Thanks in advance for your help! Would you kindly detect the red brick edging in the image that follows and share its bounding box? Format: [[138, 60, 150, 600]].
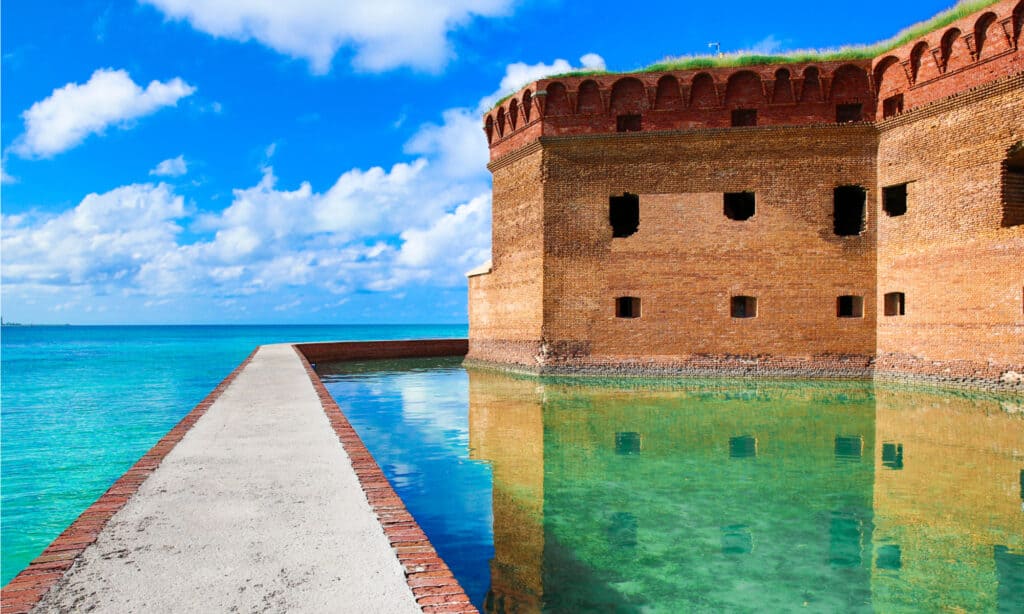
[[292, 345, 479, 614], [0, 349, 259, 614]]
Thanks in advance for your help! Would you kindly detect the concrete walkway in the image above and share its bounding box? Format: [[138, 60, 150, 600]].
[[33, 344, 420, 613]]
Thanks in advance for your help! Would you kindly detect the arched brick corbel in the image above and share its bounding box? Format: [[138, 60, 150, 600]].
[[999, 17, 1017, 49], [820, 76, 833, 98], [930, 47, 945, 73], [532, 90, 547, 118], [963, 32, 978, 60], [899, 60, 916, 85], [679, 83, 692, 109], [646, 85, 658, 110]]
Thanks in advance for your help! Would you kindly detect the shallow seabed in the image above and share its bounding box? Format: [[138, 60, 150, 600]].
[[320, 358, 1024, 613]]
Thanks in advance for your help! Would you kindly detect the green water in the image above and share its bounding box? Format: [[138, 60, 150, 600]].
[[323, 361, 1024, 613]]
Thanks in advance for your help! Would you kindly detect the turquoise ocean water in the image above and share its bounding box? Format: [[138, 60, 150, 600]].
[[0, 324, 465, 585]]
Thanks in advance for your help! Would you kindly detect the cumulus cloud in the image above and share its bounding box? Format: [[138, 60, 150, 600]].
[[150, 155, 188, 177], [1, 53, 594, 318], [1, 183, 186, 286], [1, 159, 14, 184], [479, 53, 606, 110], [12, 69, 195, 158], [397, 194, 490, 271], [404, 109, 488, 180], [142, 0, 514, 74]]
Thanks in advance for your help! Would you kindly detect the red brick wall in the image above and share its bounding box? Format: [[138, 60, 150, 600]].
[[467, 146, 546, 365], [296, 339, 468, 364], [875, 73, 1024, 382], [537, 125, 878, 374]]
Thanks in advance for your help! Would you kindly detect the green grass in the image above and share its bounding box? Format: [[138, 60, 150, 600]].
[[487, 0, 1003, 110], [646, 0, 1001, 73]]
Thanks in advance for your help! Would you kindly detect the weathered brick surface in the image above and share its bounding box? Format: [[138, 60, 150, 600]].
[[296, 339, 468, 364], [470, 0, 1024, 388], [876, 74, 1024, 383]]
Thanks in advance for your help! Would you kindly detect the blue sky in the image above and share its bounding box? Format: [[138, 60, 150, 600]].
[[1, 0, 965, 324]]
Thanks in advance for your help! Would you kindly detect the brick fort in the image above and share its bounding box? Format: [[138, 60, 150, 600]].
[[467, 0, 1024, 388]]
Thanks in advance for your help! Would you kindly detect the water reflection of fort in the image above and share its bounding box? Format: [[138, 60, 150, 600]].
[[467, 370, 1024, 612]]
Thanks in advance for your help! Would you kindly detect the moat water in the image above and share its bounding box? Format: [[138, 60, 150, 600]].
[[320, 358, 1024, 613], [0, 325, 467, 585]]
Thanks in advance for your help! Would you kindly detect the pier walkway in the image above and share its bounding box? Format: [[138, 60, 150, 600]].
[[28, 344, 421, 613]]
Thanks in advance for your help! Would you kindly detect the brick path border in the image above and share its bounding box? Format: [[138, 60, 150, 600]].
[[0, 348, 259, 614], [292, 345, 479, 614]]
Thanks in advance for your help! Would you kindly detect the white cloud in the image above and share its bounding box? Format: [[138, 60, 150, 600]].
[[480, 53, 606, 110], [1, 162, 15, 184], [747, 35, 783, 55], [1, 54, 591, 320], [12, 69, 196, 158], [150, 155, 188, 177], [142, 0, 515, 74], [397, 194, 490, 270], [1, 183, 186, 286], [404, 109, 487, 180]]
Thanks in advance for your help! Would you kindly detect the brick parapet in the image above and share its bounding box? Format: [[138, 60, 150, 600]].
[[485, 0, 1023, 159]]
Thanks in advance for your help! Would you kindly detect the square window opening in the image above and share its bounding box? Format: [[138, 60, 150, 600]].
[[610, 193, 639, 238], [731, 109, 757, 127], [883, 94, 904, 119], [837, 103, 863, 123], [883, 183, 908, 217], [724, 192, 756, 221], [731, 296, 758, 319], [834, 186, 866, 236], [616, 296, 641, 319], [837, 295, 864, 318], [617, 114, 642, 132], [615, 432, 641, 455], [884, 292, 905, 316]]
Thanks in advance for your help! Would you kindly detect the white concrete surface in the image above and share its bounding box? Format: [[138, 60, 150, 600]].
[[33, 344, 420, 613]]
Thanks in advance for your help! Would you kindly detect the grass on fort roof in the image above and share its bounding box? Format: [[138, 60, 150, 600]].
[[490, 0, 1000, 109]]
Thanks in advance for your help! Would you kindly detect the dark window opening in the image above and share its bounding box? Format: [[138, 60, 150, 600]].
[[837, 103, 863, 123], [729, 435, 757, 459], [724, 192, 756, 221], [610, 193, 639, 237], [731, 109, 757, 127], [616, 297, 641, 319], [834, 185, 866, 236], [731, 296, 757, 319], [617, 114, 642, 132], [883, 183, 908, 216], [615, 432, 641, 455], [883, 94, 904, 119], [876, 545, 902, 570], [837, 295, 864, 318], [835, 435, 863, 461], [882, 442, 904, 469], [994, 545, 1024, 612], [829, 511, 863, 567], [1002, 142, 1024, 227], [884, 292, 905, 316], [721, 525, 753, 555], [608, 512, 638, 548]]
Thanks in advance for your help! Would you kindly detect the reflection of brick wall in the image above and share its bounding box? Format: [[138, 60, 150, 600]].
[[469, 0, 1024, 386]]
